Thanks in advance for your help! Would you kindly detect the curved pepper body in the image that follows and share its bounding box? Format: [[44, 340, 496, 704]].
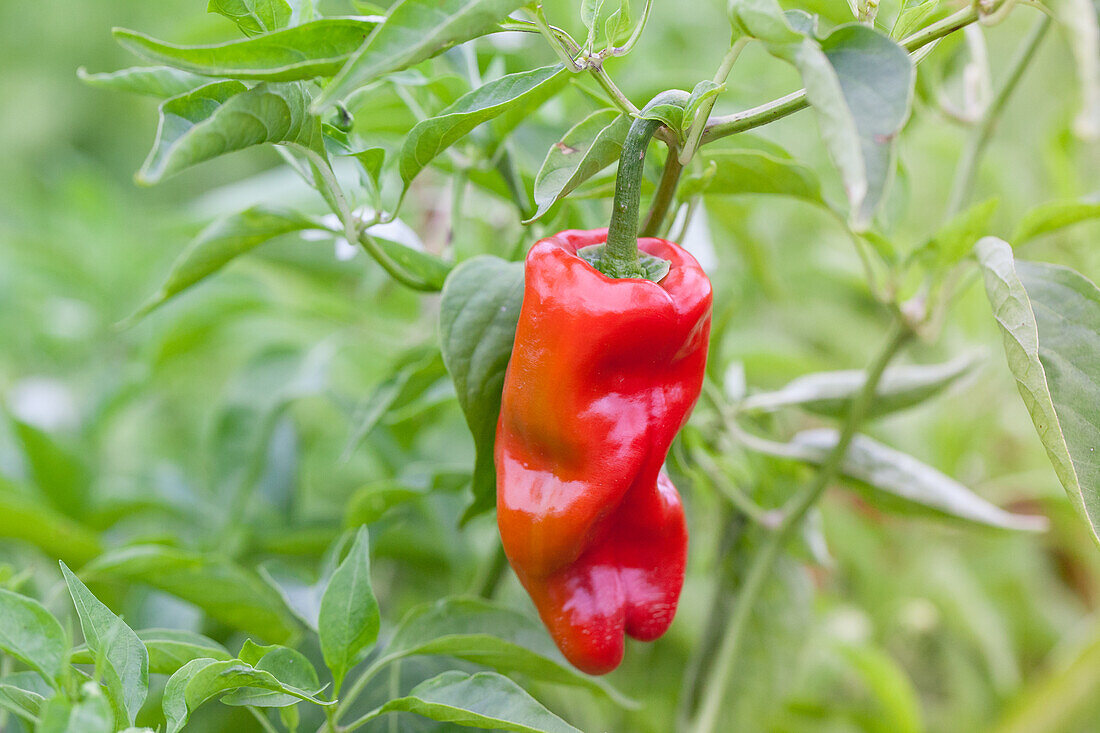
[[495, 229, 712, 675]]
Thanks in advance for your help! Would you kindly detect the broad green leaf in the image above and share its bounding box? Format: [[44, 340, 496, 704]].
[[729, 0, 804, 43], [344, 348, 446, 457], [9, 418, 89, 516], [132, 206, 327, 319], [439, 256, 524, 521], [784, 429, 1048, 531], [815, 25, 914, 229], [637, 97, 685, 134], [527, 109, 631, 222], [739, 353, 980, 417], [344, 482, 426, 526], [318, 528, 379, 693], [113, 19, 379, 81], [138, 81, 322, 184], [386, 598, 634, 705], [207, 0, 292, 35], [163, 659, 331, 733], [604, 0, 633, 46], [84, 545, 298, 642], [686, 150, 823, 203], [977, 237, 1100, 546], [0, 682, 45, 723], [0, 589, 67, 685], [369, 233, 453, 291], [1013, 199, 1100, 244], [912, 198, 998, 270], [221, 644, 320, 707], [73, 629, 233, 675], [315, 0, 528, 111], [0, 478, 102, 566], [60, 563, 149, 726], [77, 66, 210, 98], [581, 0, 606, 30], [376, 671, 582, 732], [400, 64, 566, 190], [683, 79, 723, 132]]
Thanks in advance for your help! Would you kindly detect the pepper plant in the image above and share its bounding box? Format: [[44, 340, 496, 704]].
[[1, 0, 1100, 730]]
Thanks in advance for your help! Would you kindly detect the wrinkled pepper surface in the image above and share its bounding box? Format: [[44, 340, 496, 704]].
[[495, 228, 712, 674]]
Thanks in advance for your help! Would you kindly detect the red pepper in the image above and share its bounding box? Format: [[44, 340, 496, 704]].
[[495, 228, 712, 674]]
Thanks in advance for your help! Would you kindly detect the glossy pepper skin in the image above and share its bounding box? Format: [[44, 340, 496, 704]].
[[495, 228, 712, 675]]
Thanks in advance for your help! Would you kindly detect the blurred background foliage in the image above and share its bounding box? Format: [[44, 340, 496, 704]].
[[1, 0, 1100, 731]]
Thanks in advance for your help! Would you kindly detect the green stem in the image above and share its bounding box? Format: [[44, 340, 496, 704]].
[[604, 91, 689, 277], [640, 147, 683, 237], [689, 318, 912, 733], [944, 13, 1050, 218], [699, 5, 992, 145], [248, 706, 281, 733], [332, 655, 397, 724]]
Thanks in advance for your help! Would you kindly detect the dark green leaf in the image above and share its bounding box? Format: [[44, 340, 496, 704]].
[[84, 545, 298, 642], [221, 644, 320, 707], [77, 66, 211, 98], [685, 149, 823, 203], [113, 19, 379, 81], [0, 589, 67, 685], [318, 528, 379, 693], [162, 659, 330, 733], [376, 671, 582, 732], [60, 563, 149, 726], [527, 109, 631, 222], [315, 0, 528, 111], [132, 206, 327, 319], [0, 478, 102, 566], [7, 418, 88, 517], [400, 64, 566, 191], [138, 81, 322, 184], [439, 256, 524, 521], [73, 630, 233, 675], [386, 598, 634, 705]]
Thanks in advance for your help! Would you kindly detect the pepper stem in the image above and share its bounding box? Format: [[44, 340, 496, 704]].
[[600, 90, 689, 279]]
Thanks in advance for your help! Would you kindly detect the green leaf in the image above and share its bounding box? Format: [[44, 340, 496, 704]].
[[581, 0, 606, 30], [0, 478, 102, 566], [207, 0, 293, 36], [439, 256, 524, 521], [221, 644, 321, 707], [73, 629, 233, 676], [604, 0, 633, 46], [7, 418, 88, 517], [891, 0, 939, 39], [683, 80, 723, 132], [138, 81, 322, 185], [113, 19, 379, 81], [782, 430, 1048, 532], [728, 0, 804, 43], [162, 659, 331, 733], [526, 109, 631, 222], [318, 527, 379, 693], [77, 66, 211, 98], [37, 683, 113, 733], [385, 598, 634, 705], [637, 96, 685, 133], [60, 563, 149, 726], [739, 353, 980, 418], [686, 149, 823, 203], [977, 237, 1100, 547], [315, 0, 528, 111], [1013, 199, 1100, 244], [912, 198, 999, 270], [376, 671, 582, 732], [0, 682, 45, 723], [84, 545, 298, 642], [815, 25, 914, 229], [399, 64, 566, 191], [0, 589, 67, 686], [132, 206, 327, 319], [576, 244, 671, 282]]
